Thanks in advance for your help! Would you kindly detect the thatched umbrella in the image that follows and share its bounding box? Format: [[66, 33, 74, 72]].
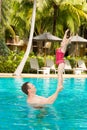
[[71, 35, 87, 43], [33, 32, 62, 42], [71, 34, 87, 56], [33, 32, 62, 66]]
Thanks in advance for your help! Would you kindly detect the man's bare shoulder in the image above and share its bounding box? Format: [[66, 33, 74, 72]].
[[27, 95, 47, 106]]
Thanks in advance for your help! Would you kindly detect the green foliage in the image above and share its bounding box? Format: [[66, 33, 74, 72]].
[[0, 51, 24, 73], [0, 38, 10, 56], [65, 55, 77, 68], [1, 0, 87, 42], [23, 59, 30, 73], [37, 56, 44, 67], [0, 51, 44, 73], [0, 50, 86, 73]]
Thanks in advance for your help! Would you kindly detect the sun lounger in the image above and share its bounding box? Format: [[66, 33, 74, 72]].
[[77, 60, 87, 73], [46, 59, 58, 74], [64, 60, 73, 74], [30, 58, 50, 74]]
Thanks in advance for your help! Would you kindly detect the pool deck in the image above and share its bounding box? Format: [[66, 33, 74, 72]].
[[0, 73, 87, 78]]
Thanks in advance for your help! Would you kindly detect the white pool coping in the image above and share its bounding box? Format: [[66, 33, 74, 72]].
[[0, 73, 87, 78]]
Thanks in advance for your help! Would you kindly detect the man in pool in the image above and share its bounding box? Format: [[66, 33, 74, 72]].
[[21, 82, 63, 108]]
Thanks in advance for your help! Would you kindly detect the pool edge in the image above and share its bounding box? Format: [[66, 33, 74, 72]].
[[0, 73, 87, 78]]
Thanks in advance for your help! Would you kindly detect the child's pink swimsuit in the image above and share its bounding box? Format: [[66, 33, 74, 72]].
[[56, 48, 65, 65]]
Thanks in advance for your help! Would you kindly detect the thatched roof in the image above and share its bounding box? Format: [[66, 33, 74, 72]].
[[71, 35, 87, 43], [33, 32, 62, 42]]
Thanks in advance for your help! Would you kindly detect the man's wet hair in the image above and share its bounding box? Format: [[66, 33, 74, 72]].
[[21, 82, 30, 95]]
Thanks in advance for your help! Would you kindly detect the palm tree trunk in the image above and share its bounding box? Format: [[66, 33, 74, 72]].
[[13, 0, 36, 76], [52, 3, 58, 35]]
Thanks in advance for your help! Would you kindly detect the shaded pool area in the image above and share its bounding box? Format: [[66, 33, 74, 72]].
[[0, 77, 87, 130]]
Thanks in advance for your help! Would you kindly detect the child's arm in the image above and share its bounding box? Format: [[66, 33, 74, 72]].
[[60, 29, 71, 53]]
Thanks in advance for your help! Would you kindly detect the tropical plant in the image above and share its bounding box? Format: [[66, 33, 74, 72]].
[[13, 0, 36, 76], [0, 37, 10, 56], [35, 0, 87, 36], [8, 0, 33, 39], [0, 0, 13, 55]]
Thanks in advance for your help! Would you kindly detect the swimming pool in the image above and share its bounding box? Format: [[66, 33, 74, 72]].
[[0, 77, 87, 130]]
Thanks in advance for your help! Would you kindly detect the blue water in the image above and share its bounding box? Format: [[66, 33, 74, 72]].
[[0, 77, 87, 130]]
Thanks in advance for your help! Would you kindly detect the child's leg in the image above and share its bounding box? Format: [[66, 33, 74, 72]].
[[58, 63, 65, 87]]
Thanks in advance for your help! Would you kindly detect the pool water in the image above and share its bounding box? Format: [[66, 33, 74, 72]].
[[0, 77, 87, 130]]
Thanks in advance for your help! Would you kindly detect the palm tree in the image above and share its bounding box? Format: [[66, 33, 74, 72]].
[[10, 0, 33, 39], [0, 0, 11, 56], [12, 0, 87, 75], [13, 0, 36, 76], [35, 0, 87, 36], [0, 0, 15, 37]]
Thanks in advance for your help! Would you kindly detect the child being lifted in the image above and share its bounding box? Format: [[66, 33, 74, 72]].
[[56, 29, 72, 89]]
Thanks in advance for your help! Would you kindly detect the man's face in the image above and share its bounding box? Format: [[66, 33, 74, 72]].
[[27, 83, 36, 94]]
